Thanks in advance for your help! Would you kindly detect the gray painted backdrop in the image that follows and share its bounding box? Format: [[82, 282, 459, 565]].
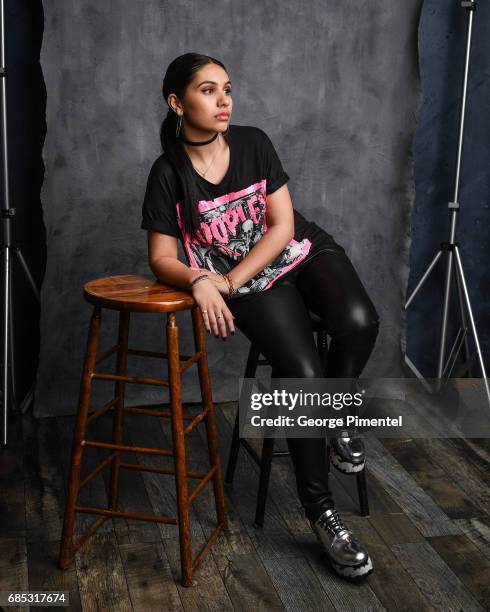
[[35, 0, 422, 417]]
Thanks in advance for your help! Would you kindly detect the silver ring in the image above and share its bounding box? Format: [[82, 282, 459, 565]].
[[217, 314, 223, 319], [201, 309, 208, 314]]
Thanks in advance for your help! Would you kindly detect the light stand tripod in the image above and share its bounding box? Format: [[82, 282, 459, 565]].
[[404, 0, 490, 408], [1, 0, 41, 446]]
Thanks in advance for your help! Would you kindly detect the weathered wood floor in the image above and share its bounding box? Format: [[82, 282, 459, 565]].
[[1, 402, 489, 612]]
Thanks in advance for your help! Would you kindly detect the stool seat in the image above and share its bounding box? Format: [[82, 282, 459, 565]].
[[83, 274, 196, 313]]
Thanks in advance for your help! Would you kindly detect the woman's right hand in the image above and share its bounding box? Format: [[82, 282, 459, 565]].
[[191, 279, 236, 339], [191, 269, 231, 297]]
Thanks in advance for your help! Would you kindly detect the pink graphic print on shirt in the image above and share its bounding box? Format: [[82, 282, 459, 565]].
[[176, 179, 311, 296]]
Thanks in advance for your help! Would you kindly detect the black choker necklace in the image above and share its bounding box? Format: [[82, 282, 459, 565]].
[[178, 132, 219, 146]]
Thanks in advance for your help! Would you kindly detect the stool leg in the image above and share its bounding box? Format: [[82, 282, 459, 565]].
[[109, 310, 130, 511], [191, 307, 228, 530], [357, 469, 370, 516], [225, 343, 260, 485], [255, 437, 275, 528], [167, 312, 193, 586], [225, 411, 240, 485], [59, 306, 102, 568]]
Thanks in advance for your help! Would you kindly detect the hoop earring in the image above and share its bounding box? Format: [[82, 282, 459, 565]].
[[175, 114, 182, 138]]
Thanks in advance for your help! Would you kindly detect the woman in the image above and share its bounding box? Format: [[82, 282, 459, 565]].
[[141, 53, 380, 580]]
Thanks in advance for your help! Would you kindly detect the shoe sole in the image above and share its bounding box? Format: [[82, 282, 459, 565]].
[[330, 554, 374, 580], [329, 447, 365, 474]]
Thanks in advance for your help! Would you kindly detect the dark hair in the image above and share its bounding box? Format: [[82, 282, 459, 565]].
[[160, 52, 228, 240]]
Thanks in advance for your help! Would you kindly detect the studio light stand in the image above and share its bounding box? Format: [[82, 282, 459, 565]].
[[404, 0, 490, 408], [1, 0, 41, 446]]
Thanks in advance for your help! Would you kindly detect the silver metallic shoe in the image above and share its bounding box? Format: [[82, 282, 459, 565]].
[[311, 508, 373, 579], [329, 430, 365, 474]]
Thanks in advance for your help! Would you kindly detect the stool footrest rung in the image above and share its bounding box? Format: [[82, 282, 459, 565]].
[[120, 461, 206, 480], [87, 397, 120, 425], [189, 466, 217, 505], [79, 452, 117, 489], [180, 351, 202, 374], [127, 347, 194, 360], [123, 405, 203, 420], [96, 346, 199, 364], [74, 505, 178, 525], [92, 372, 169, 387], [184, 408, 209, 435], [95, 343, 120, 366], [127, 348, 203, 374], [192, 522, 225, 572], [73, 516, 109, 554], [91, 352, 203, 388], [82, 439, 173, 456]]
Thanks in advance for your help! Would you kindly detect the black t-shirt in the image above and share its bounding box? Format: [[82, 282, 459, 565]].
[[141, 124, 334, 299]]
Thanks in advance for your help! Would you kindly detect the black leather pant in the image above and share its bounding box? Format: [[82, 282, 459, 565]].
[[227, 241, 380, 523]]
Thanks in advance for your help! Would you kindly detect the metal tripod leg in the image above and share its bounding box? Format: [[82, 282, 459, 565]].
[[404, 249, 443, 390], [453, 252, 473, 376], [7, 264, 16, 410], [441, 253, 471, 380], [436, 247, 454, 388], [405, 250, 443, 309], [16, 247, 41, 414], [15, 247, 41, 302], [1, 244, 42, 444], [1, 245, 11, 445], [453, 246, 490, 405]]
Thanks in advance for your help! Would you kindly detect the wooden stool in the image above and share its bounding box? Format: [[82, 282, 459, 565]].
[[225, 311, 369, 527], [58, 274, 227, 586]]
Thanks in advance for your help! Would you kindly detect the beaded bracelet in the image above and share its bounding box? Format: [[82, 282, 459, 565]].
[[222, 273, 237, 298], [218, 272, 231, 296], [189, 273, 209, 288]]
